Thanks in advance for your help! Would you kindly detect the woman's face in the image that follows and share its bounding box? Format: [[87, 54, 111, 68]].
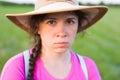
[[38, 12, 78, 53]]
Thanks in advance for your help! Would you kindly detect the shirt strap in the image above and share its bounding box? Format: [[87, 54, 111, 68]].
[[77, 54, 88, 80], [23, 50, 30, 79]]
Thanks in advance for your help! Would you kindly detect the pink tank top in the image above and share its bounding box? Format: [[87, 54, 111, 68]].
[[0, 50, 101, 80]]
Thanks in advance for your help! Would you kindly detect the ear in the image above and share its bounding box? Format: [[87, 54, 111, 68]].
[[37, 24, 41, 35], [37, 27, 41, 35]]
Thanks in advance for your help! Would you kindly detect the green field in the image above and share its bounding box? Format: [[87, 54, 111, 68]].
[[0, 2, 120, 80]]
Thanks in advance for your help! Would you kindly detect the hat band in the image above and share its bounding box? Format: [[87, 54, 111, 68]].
[[35, 0, 78, 10]]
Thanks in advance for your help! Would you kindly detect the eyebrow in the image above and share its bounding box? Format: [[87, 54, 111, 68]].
[[44, 17, 77, 20], [44, 17, 57, 20], [67, 17, 77, 20]]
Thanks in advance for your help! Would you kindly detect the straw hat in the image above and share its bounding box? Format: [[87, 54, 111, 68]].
[[6, 0, 108, 33]]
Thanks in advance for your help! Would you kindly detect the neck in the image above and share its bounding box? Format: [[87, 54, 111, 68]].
[[40, 49, 71, 78], [41, 49, 70, 64]]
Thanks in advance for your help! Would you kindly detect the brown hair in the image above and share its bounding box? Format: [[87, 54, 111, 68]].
[[27, 11, 87, 80], [27, 14, 46, 80]]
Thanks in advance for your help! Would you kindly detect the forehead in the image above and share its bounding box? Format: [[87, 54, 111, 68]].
[[45, 11, 78, 19]]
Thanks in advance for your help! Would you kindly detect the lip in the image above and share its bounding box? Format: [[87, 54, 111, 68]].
[[55, 42, 69, 47], [56, 42, 68, 44]]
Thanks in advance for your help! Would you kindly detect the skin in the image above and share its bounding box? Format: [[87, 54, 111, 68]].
[[38, 12, 78, 78]]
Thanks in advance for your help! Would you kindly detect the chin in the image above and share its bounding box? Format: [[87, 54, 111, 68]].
[[54, 48, 69, 53]]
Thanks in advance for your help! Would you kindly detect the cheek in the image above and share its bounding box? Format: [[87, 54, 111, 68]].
[[70, 31, 77, 40], [38, 26, 52, 39], [40, 30, 55, 45], [40, 34, 53, 47], [40, 32, 53, 41], [68, 26, 78, 41], [69, 25, 78, 35]]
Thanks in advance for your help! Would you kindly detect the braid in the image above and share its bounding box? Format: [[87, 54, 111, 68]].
[[27, 14, 46, 80], [27, 36, 41, 80]]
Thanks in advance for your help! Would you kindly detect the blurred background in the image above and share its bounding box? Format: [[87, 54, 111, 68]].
[[0, 0, 120, 80]]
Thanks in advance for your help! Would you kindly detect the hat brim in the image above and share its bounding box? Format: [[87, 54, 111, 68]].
[[6, 2, 108, 33]]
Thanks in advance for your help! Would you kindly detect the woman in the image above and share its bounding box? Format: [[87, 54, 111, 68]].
[[0, 0, 108, 80]]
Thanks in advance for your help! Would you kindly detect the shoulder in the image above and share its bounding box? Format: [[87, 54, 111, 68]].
[[83, 56, 97, 67], [70, 51, 101, 80], [0, 51, 25, 80], [83, 56, 101, 80], [83, 56, 99, 71], [4, 52, 24, 68], [2, 52, 24, 70], [75, 54, 99, 71], [70, 51, 97, 67]]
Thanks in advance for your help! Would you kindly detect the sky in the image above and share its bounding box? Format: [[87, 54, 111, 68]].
[[4, 0, 120, 4], [79, 0, 120, 4]]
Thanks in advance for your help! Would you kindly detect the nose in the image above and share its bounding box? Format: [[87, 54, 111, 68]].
[[56, 24, 67, 37]]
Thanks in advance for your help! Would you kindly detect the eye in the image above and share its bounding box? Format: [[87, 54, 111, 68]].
[[66, 18, 75, 24], [47, 19, 56, 25]]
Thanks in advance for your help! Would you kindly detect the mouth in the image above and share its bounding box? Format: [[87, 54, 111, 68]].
[[55, 42, 69, 47]]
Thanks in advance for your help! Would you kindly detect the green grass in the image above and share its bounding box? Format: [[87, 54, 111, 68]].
[[72, 6, 120, 79], [0, 2, 120, 80], [0, 1, 33, 72]]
